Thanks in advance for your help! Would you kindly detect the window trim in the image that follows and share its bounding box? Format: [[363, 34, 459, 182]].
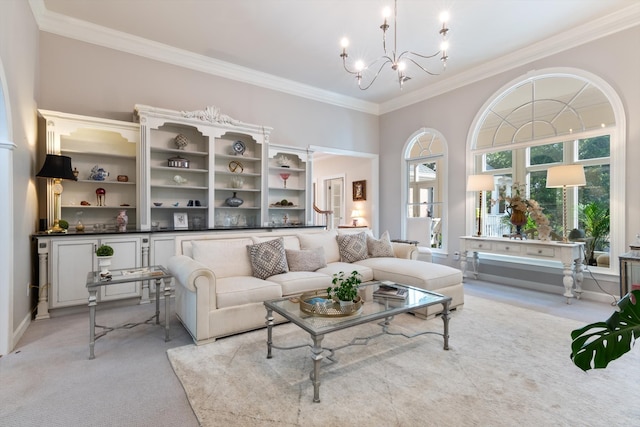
[[466, 68, 625, 275], [401, 127, 449, 253]]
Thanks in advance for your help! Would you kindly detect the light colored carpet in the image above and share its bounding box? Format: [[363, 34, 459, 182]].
[[167, 295, 640, 427]]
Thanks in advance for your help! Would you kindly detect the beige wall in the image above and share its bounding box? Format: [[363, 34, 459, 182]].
[[38, 34, 379, 154], [0, 0, 40, 354]]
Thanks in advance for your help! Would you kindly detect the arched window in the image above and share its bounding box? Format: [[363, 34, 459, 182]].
[[467, 68, 625, 273], [402, 128, 448, 253]]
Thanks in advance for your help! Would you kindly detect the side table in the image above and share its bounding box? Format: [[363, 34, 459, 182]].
[[86, 265, 173, 359]]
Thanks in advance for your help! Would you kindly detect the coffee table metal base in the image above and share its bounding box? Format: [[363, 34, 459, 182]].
[[266, 303, 450, 403]]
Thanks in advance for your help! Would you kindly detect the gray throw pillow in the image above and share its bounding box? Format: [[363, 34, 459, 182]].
[[336, 231, 368, 263], [367, 230, 395, 258], [285, 247, 327, 271], [247, 237, 288, 279]]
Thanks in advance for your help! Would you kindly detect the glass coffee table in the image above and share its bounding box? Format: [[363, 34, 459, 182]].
[[264, 281, 451, 402]]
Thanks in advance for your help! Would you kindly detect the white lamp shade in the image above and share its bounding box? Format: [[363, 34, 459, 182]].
[[466, 174, 494, 191], [351, 209, 361, 218], [546, 165, 586, 188]]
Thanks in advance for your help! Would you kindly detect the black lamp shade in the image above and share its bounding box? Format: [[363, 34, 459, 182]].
[[36, 154, 77, 181]]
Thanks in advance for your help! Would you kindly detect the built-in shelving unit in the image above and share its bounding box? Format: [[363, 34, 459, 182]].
[[266, 146, 310, 226], [135, 104, 271, 230], [38, 110, 140, 231]]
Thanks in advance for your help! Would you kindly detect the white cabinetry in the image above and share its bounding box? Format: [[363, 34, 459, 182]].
[[43, 235, 144, 310], [38, 110, 140, 231]]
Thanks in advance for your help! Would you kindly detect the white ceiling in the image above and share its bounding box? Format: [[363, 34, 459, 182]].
[[33, 0, 640, 114]]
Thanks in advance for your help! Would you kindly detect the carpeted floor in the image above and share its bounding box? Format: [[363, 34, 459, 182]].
[[167, 294, 640, 427]]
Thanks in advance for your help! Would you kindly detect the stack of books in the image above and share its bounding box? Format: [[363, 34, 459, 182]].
[[373, 283, 408, 300]]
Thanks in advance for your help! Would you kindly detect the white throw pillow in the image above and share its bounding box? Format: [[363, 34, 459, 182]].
[[367, 230, 395, 258], [285, 247, 327, 272]]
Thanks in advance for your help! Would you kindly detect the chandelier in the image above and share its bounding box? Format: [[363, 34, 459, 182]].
[[339, 0, 450, 90]]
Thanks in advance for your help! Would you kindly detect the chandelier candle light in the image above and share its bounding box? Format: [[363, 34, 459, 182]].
[[467, 174, 494, 237], [340, 0, 450, 90], [546, 164, 586, 243]]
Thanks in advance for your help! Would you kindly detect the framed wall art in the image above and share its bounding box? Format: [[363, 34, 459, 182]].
[[173, 212, 189, 230], [352, 180, 366, 201]]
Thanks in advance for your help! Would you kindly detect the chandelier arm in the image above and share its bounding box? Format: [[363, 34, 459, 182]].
[[357, 61, 391, 91], [342, 59, 360, 76], [405, 50, 441, 60], [405, 57, 441, 76]]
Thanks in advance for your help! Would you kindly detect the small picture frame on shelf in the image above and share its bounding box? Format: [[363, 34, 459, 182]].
[[173, 212, 189, 230], [353, 180, 366, 201]]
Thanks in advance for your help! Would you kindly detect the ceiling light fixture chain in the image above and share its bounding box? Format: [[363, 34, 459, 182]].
[[340, 0, 450, 90]]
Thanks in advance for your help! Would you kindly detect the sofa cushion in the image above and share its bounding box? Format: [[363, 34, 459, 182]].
[[337, 231, 369, 263], [267, 271, 332, 296], [247, 238, 289, 280], [216, 276, 282, 309], [297, 230, 340, 263], [251, 235, 301, 251], [285, 247, 327, 272], [354, 257, 462, 291], [367, 230, 395, 258], [316, 262, 374, 282], [192, 238, 254, 278]]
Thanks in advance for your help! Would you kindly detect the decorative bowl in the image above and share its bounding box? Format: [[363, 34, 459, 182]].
[[153, 202, 163, 207]]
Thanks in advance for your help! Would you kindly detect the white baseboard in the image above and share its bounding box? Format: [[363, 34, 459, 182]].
[[12, 311, 31, 351]]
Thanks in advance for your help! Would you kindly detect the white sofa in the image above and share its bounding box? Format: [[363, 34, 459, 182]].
[[168, 228, 464, 345]]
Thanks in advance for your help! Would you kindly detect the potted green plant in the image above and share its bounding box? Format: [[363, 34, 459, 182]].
[[578, 201, 610, 266], [327, 271, 362, 305], [571, 290, 640, 371], [95, 244, 114, 276]]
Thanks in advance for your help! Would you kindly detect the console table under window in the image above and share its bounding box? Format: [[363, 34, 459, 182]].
[[459, 236, 585, 303]]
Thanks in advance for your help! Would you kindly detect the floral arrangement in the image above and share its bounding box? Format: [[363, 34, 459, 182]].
[[502, 182, 551, 240]]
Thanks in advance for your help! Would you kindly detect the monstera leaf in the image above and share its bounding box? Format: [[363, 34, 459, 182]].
[[571, 290, 640, 371]]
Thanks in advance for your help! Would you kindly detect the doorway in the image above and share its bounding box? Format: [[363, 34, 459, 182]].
[[324, 176, 344, 229]]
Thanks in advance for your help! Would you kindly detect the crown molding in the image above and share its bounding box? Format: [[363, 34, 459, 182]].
[[28, 0, 379, 115], [379, 3, 640, 114], [29, 0, 640, 117]]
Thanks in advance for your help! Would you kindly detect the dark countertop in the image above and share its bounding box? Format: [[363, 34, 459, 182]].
[[33, 225, 325, 238]]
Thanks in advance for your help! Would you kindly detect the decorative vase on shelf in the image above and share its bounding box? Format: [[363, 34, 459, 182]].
[[510, 210, 527, 237], [117, 209, 128, 232], [225, 192, 244, 207]]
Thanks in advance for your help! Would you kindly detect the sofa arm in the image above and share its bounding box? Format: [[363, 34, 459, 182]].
[[391, 243, 418, 260], [167, 255, 216, 293]]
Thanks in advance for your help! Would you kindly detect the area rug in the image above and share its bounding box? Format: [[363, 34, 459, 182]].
[[167, 295, 640, 426]]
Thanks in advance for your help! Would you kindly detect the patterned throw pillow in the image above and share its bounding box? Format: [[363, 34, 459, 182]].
[[336, 232, 368, 263], [285, 247, 327, 271], [367, 230, 395, 258], [247, 237, 289, 280]]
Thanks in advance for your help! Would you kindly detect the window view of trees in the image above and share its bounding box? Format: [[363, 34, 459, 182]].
[[481, 135, 610, 256]]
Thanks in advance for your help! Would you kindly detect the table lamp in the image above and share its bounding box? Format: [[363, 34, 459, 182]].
[[546, 164, 586, 243], [36, 154, 77, 233], [351, 209, 362, 226], [467, 174, 494, 237]]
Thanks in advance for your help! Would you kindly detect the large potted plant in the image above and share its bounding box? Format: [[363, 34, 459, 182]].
[[578, 201, 610, 266], [327, 271, 362, 306], [96, 244, 114, 276], [570, 290, 640, 370]]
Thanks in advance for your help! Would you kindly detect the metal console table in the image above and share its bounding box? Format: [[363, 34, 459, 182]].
[[86, 265, 172, 359]]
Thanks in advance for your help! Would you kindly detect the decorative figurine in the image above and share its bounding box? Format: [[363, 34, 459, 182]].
[[174, 133, 189, 150], [96, 188, 106, 206]]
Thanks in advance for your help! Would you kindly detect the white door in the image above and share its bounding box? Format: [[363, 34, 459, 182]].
[[325, 177, 344, 229]]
